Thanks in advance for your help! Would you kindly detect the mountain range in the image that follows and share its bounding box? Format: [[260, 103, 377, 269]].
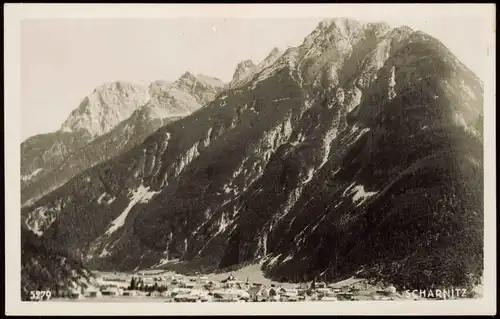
[[21, 73, 225, 207], [21, 18, 484, 292]]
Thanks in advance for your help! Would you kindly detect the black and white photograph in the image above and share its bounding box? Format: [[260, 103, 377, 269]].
[[4, 3, 496, 316]]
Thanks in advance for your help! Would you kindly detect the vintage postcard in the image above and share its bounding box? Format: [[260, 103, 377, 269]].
[[4, 3, 496, 316]]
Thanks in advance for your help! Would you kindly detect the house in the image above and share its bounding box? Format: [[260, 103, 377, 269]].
[[295, 284, 309, 294], [200, 294, 212, 302], [212, 289, 240, 302], [278, 288, 299, 301], [261, 287, 283, 302], [184, 295, 200, 303], [314, 287, 332, 298], [170, 287, 180, 296], [308, 292, 320, 301], [205, 280, 221, 289], [179, 281, 195, 288], [171, 274, 184, 283], [384, 285, 397, 294], [316, 281, 327, 289], [242, 282, 251, 290], [277, 287, 287, 295], [174, 294, 191, 302], [248, 286, 266, 302], [171, 287, 192, 296], [284, 288, 299, 296], [189, 289, 204, 297], [337, 292, 355, 300], [220, 275, 237, 283], [68, 288, 83, 300], [340, 285, 351, 292], [101, 287, 122, 296], [326, 285, 342, 293], [222, 280, 241, 289], [145, 283, 156, 289], [235, 289, 250, 300], [86, 289, 102, 298]]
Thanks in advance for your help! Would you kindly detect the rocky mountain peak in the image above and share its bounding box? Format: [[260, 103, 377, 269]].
[[174, 71, 225, 91], [362, 21, 392, 36], [177, 70, 197, 82], [304, 18, 363, 45], [230, 60, 258, 87], [59, 81, 150, 138], [261, 47, 283, 66], [267, 47, 281, 58]]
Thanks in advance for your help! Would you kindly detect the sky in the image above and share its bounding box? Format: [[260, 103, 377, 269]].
[[19, 4, 494, 141]]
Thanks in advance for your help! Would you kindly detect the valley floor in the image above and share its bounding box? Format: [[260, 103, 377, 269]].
[[44, 263, 483, 303]]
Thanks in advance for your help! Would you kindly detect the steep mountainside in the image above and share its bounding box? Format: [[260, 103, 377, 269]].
[[21, 131, 92, 187], [23, 18, 484, 290], [21, 227, 95, 300], [21, 75, 225, 206], [21, 82, 150, 191]]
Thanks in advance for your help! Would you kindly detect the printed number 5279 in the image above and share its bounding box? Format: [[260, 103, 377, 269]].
[[30, 290, 51, 301]]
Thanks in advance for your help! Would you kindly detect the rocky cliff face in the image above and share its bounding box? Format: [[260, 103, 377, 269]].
[[230, 60, 257, 87], [229, 48, 284, 89], [21, 81, 150, 194], [22, 18, 483, 290], [21, 75, 225, 206], [21, 131, 92, 189], [59, 81, 151, 138]]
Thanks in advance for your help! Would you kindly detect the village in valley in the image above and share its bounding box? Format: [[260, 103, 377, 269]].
[[53, 267, 425, 303]]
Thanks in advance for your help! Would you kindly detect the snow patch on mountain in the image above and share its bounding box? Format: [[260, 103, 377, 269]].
[[276, 187, 303, 224], [346, 86, 363, 113], [282, 254, 293, 264], [21, 168, 43, 182], [350, 185, 378, 206], [256, 228, 270, 258], [155, 257, 180, 268], [28, 220, 43, 236], [341, 182, 378, 206], [218, 213, 230, 234], [268, 254, 283, 267], [99, 248, 111, 258], [388, 65, 397, 100], [25, 205, 58, 236], [97, 193, 106, 204], [174, 142, 200, 177], [104, 185, 159, 235], [320, 128, 339, 168]]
